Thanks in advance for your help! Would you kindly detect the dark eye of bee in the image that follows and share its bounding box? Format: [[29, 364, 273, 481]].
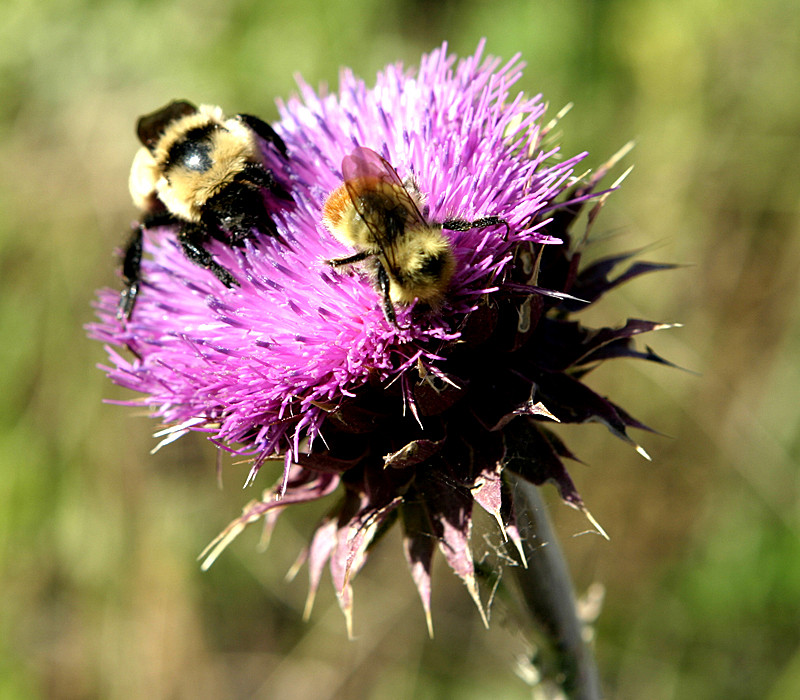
[[167, 125, 217, 172]]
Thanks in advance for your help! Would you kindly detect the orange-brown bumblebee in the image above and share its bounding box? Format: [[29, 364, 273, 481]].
[[118, 100, 292, 319], [322, 147, 508, 326]]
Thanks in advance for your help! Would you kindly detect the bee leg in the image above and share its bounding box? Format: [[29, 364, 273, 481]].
[[177, 223, 238, 288], [237, 114, 289, 158], [376, 261, 398, 328], [117, 211, 179, 320], [325, 250, 372, 267], [117, 224, 144, 320], [442, 216, 510, 239]]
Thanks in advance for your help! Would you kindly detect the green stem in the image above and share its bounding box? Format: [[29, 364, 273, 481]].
[[509, 473, 603, 700]]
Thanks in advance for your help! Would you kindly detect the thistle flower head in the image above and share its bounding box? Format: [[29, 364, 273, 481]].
[[89, 41, 676, 635]]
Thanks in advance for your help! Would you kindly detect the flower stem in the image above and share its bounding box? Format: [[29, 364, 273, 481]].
[[508, 473, 603, 700]]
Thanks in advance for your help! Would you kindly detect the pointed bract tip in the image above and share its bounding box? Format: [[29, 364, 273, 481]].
[[344, 604, 355, 640], [303, 588, 317, 622], [465, 574, 490, 629], [424, 607, 434, 639], [582, 507, 610, 541], [198, 520, 248, 571], [284, 549, 305, 583]]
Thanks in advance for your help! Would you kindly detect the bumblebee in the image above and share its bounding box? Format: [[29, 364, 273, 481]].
[[118, 100, 292, 319], [322, 147, 508, 326]]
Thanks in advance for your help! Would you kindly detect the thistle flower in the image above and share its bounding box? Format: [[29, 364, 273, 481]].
[[89, 41, 676, 636]]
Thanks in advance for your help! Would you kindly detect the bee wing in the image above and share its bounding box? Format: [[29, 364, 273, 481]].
[[137, 100, 197, 150], [341, 147, 426, 275]]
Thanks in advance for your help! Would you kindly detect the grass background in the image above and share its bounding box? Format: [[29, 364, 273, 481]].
[[1, 0, 799, 698]]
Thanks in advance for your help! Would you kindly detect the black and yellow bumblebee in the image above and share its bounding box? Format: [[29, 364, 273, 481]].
[[322, 147, 508, 326], [118, 100, 292, 319]]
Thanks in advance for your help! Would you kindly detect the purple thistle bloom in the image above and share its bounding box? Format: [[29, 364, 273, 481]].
[[89, 40, 676, 635]]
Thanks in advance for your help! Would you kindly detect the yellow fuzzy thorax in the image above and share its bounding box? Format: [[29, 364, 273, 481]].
[[142, 105, 259, 222]]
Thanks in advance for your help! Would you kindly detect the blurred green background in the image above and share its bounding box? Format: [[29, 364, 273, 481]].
[[1, 0, 799, 698]]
